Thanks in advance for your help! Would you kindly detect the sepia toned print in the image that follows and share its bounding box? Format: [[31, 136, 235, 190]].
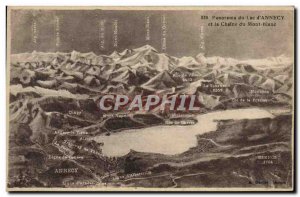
[[7, 6, 294, 191]]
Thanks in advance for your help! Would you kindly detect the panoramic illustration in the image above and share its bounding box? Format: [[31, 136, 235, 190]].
[[7, 7, 294, 191]]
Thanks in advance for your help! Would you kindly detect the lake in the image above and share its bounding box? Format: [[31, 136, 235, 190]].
[[93, 108, 274, 157]]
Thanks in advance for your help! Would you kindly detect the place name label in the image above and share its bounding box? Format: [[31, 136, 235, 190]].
[[249, 89, 270, 94], [165, 119, 196, 125], [68, 110, 82, 115], [48, 155, 84, 160], [112, 171, 152, 180], [103, 113, 128, 118], [54, 130, 88, 136], [232, 97, 276, 103], [256, 154, 281, 165], [62, 140, 103, 157], [54, 168, 78, 174], [64, 180, 97, 186], [169, 113, 194, 118]]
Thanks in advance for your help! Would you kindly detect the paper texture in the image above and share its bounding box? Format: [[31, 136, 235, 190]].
[[7, 6, 294, 191]]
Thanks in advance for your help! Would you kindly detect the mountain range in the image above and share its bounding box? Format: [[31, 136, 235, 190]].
[[10, 45, 293, 109]]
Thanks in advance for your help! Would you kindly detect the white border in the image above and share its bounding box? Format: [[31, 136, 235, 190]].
[[2, 0, 299, 196]]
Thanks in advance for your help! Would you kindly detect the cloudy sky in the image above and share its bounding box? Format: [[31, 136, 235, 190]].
[[9, 8, 294, 59]]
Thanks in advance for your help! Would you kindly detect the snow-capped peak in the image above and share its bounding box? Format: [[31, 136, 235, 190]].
[[134, 44, 157, 53]]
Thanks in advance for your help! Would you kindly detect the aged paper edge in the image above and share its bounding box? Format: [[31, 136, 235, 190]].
[[6, 6, 295, 192], [6, 6, 295, 11]]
